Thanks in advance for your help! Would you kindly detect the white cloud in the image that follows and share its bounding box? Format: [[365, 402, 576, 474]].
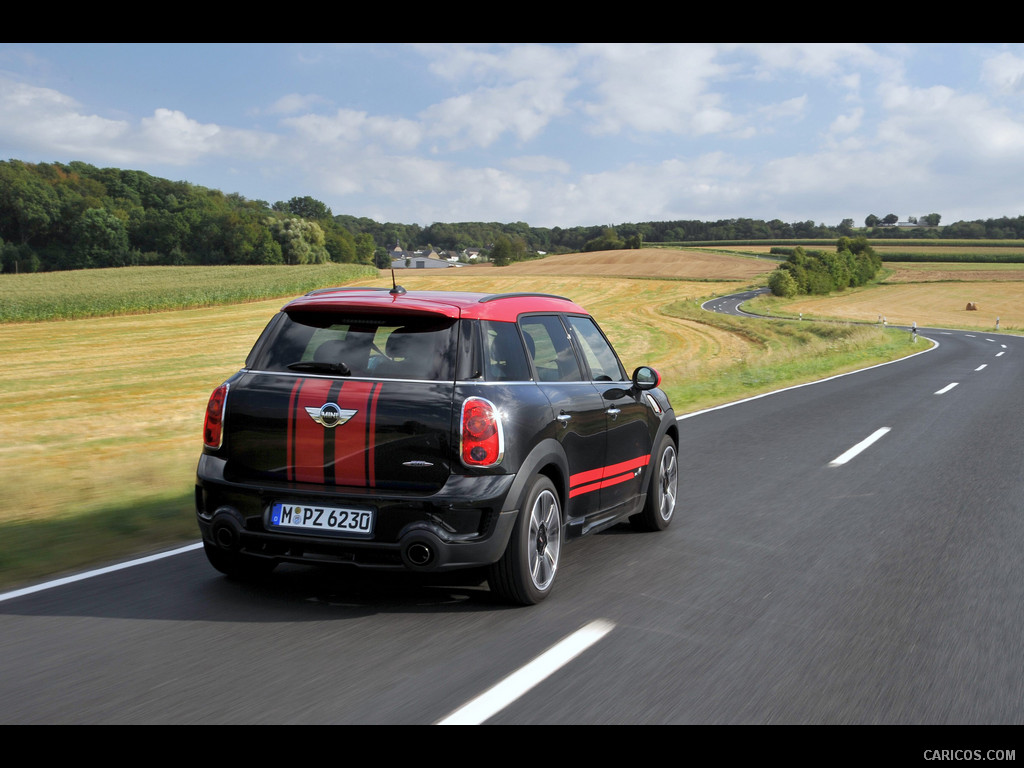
[[504, 155, 571, 175], [981, 51, 1024, 95], [830, 107, 863, 135], [421, 78, 574, 149], [0, 76, 129, 157], [414, 44, 578, 150], [0, 76, 278, 167], [282, 108, 422, 150], [579, 43, 741, 137]]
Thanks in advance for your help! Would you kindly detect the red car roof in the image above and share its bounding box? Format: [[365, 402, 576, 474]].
[[283, 289, 589, 323]]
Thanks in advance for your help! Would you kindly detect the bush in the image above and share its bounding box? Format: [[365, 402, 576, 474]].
[[768, 269, 798, 297]]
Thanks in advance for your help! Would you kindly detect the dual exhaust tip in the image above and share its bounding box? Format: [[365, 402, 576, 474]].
[[211, 508, 442, 570]]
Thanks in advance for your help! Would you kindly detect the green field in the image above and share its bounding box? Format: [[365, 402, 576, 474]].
[[0, 263, 378, 322]]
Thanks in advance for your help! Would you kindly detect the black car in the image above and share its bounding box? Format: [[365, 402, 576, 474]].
[[196, 287, 678, 604]]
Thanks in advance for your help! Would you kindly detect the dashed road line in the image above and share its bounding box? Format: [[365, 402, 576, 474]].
[[437, 619, 615, 725], [829, 428, 891, 467]]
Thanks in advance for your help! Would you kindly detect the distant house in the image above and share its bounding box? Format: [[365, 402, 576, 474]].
[[389, 241, 457, 269]]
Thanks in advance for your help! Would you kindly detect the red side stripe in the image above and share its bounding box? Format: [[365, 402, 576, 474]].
[[568, 453, 650, 498]]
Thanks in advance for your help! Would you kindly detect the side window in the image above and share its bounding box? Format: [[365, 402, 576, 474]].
[[566, 315, 625, 382], [519, 315, 583, 382], [483, 321, 531, 381]]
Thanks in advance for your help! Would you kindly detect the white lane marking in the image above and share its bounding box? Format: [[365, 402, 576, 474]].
[[996, 351, 1006, 357], [0, 542, 204, 603], [437, 619, 615, 725], [975, 364, 988, 371], [935, 382, 959, 395], [986, 339, 995, 342], [828, 428, 891, 467], [1001, 344, 1007, 348], [966, 334, 976, 338]]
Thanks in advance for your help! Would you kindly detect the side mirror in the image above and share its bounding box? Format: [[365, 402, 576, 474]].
[[632, 366, 661, 391]]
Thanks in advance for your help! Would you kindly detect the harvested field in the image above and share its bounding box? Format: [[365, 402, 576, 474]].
[[350, 271, 755, 379], [882, 262, 1024, 283], [878, 245, 1024, 256], [464, 248, 773, 281], [773, 282, 1021, 331], [2, 271, 760, 526], [0, 300, 284, 522]]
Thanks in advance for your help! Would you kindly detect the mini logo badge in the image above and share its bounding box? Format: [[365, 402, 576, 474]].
[[305, 403, 357, 428]]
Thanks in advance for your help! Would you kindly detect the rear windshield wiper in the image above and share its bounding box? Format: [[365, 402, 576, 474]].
[[287, 361, 351, 376]]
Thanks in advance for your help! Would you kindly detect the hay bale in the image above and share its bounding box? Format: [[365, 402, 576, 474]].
[[966, 302, 978, 311]]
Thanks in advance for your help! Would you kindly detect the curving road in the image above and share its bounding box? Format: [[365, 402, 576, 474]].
[[1, 298, 1022, 725]]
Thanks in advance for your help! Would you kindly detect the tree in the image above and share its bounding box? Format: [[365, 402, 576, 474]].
[[582, 227, 624, 252], [66, 208, 129, 268], [922, 213, 941, 226], [768, 268, 798, 298], [277, 196, 332, 221], [267, 217, 330, 264], [882, 213, 898, 225], [355, 233, 376, 265], [864, 214, 879, 227], [491, 235, 513, 266]]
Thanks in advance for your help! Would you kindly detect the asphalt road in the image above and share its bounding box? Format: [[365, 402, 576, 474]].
[[2, 304, 1022, 725]]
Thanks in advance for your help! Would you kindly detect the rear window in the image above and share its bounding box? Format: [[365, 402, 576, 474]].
[[251, 311, 458, 381]]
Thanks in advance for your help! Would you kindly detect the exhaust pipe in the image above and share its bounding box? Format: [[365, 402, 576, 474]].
[[210, 508, 244, 551], [406, 542, 434, 567]]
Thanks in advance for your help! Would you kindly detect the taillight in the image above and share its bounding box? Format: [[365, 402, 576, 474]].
[[203, 383, 229, 449], [461, 397, 504, 467]]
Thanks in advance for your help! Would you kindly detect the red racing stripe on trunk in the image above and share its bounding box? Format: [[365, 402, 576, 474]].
[[288, 377, 334, 484], [329, 380, 382, 488]]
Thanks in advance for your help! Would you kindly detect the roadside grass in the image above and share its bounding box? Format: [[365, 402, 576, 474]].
[[0, 493, 196, 588], [0, 254, 958, 591], [655, 299, 923, 412]]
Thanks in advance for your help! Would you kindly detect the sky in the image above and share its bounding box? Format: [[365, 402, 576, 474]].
[[2, 43, 1024, 229]]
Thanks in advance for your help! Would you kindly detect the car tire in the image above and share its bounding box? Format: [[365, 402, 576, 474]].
[[630, 435, 677, 532], [203, 542, 276, 579], [488, 475, 562, 605]]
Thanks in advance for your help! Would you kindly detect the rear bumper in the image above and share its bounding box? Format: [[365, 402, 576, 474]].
[[195, 454, 518, 572]]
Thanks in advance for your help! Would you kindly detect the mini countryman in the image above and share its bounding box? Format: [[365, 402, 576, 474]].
[[196, 286, 678, 604]]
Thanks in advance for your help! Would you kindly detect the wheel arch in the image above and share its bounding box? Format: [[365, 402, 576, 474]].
[[501, 438, 569, 516]]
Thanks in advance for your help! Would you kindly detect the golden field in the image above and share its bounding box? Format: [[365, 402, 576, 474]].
[[772, 263, 1024, 331], [5, 251, 1018, 528], [1, 246, 1018, 589], [1, 264, 765, 527], [474, 248, 774, 280]]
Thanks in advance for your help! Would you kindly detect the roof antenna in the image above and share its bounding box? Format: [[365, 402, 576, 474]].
[[389, 268, 406, 295]]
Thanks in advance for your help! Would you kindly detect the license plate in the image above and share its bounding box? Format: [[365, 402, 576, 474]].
[[269, 502, 375, 537]]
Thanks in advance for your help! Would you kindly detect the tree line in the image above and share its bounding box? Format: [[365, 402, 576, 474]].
[[3, 158, 1024, 274], [0, 160, 384, 273]]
